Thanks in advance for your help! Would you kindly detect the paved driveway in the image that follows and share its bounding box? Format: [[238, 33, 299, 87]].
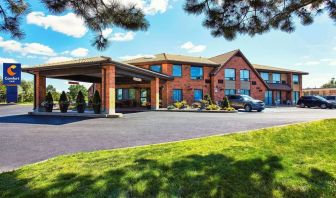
[[0, 104, 335, 172]]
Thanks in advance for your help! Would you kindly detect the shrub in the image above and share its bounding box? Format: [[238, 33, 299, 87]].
[[174, 100, 188, 109], [167, 105, 176, 110], [59, 91, 69, 113], [206, 104, 220, 110], [43, 92, 54, 112], [191, 102, 201, 109], [200, 100, 209, 109], [76, 91, 86, 113], [204, 94, 213, 105], [92, 90, 101, 114], [223, 107, 236, 111], [221, 96, 231, 109]]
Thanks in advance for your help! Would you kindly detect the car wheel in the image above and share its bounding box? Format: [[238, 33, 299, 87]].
[[257, 109, 263, 112], [244, 105, 252, 112], [300, 103, 305, 108], [321, 104, 327, 109]]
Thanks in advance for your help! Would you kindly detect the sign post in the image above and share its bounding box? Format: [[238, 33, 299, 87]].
[[3, 63, 21, 103]]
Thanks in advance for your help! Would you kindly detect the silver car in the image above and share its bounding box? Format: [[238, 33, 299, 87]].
[[227, 95, 265, 112]]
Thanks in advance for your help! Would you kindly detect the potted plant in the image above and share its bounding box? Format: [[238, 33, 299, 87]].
[[59, 91, 70, 113], [43, 92, 54, 112], [92, 90, 101, 114], [76, 91, 86, 113]]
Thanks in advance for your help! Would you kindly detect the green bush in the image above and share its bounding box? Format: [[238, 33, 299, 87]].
[[59, 91, 69, 105], [174, 100, 188, 109], [206, 104, 220, 110], [45, 92, 53, 104], [223, 107, 236, 111], [200, 100, 209, 109], [92, 90, 101, 114], [221, 96, 231, 109], [76, 91, 86, 113]]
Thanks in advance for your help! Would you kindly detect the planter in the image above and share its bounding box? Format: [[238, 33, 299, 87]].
[[93, 104, 101, 114], [59, 103, 69, 113], [76, 104, 85, 113], [45, 103, 53, 112]]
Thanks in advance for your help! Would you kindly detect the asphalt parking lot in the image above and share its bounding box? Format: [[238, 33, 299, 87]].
[[0, 104, 335, 172]]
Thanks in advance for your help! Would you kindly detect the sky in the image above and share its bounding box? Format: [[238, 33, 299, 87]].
[[0, 0, 335, 91]]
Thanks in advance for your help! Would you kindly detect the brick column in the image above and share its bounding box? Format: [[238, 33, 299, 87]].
[[34, 71, 46, 111], [210, 75, 215, 101], [102, 65, 116, 114], [150, 77, 159, 110]]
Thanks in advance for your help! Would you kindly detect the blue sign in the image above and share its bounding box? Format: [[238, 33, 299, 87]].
[[3, 63, 21, 85], [6, 86, 18, 103]]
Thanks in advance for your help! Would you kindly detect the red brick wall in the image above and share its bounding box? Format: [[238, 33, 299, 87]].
[[212, 56, 267, 101]]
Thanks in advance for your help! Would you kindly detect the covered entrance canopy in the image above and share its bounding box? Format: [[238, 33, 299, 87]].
[[23, 56, 173, 116]]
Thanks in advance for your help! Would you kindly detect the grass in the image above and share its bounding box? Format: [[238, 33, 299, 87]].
[[1, 119, 336, 198]]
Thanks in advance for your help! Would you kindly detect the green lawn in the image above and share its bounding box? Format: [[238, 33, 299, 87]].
[[1, 120, 336, 198]]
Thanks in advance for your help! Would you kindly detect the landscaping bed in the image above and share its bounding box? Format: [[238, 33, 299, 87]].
[[1, 119, 336, 197]]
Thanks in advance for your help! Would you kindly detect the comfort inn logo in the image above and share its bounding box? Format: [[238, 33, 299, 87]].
[[3, 63, 21, 85]]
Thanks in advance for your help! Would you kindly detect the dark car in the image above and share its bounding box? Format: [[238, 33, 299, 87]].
[[227, 95, 265, 112], [297, 96, 335, 109], [323, 95, 336, 103]]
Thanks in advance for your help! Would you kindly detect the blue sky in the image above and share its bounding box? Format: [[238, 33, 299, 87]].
[[0, 0, 335, 91]]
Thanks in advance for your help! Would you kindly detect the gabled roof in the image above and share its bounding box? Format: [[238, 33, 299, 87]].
[[253, 64, 309, 75], [209, 49, 270, 89], [124, 53, 219, 66]]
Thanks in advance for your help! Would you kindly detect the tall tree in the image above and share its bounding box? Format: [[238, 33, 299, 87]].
[[46, 84, 60, 101], [321, 78, 336, 88], [0, 0, 149, 50], [184, 0, 336, 40], [68, 84, 88, 101], [18, 79, 34, 102]]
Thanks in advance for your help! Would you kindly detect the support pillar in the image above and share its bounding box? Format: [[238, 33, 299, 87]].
[[102, 65, 116, 114], [34, 71, 46, 111], [150, 77, 159, 110]]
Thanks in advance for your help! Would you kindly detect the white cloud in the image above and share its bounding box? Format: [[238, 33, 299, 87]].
[[27, 12, 87, 38], [181, 41, 207, 53], [113, 0, 170, 15], [119, 54, 154, 60], [70, 48, 89, 57], [0, 36, 56, 56], [110, 32, 135, 41], [304, 61, 320, 66], [0, 57, 17, 64], [46, 56, 73, 63], [101, 28, 135, 42]]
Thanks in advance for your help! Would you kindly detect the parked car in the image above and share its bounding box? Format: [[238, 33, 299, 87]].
[[323, 95, 336, 103], [297, 96, 335, 109], [227, 95, 265, 112]]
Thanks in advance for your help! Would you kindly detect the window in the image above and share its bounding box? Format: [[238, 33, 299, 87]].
[[264, 91, 273, 105], [272, 73, 281, 83], [194, 89, 203, 101], [260, 72, 269, 82], [172, 65, 182, 77], [172, 89, 182, 102], [225, 69, 235, 80], [150, 65, 162, 73], [240, 89, 250, 95], [116, 89, 135, 100], [240, 70, 250, 81], [190, 66, 203, 80], [225, 89, 236, 96], [293, 74, 299, 84]]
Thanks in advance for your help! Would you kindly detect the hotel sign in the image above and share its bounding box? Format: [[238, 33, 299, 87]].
[[3, 63, 21, 85]]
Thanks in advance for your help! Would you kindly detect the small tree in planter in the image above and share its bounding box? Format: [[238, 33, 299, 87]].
[[76, 91, 86, 113], [92, 90, 101, 114], [204, 94, 213, 105], [43, 92, 54, 112], [59, 91, 69, 113], [221, 96, 231, 109]]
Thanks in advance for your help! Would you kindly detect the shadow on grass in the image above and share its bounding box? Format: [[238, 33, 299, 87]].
[[0, 154, 335, 197], [0, 114, 93, 125]]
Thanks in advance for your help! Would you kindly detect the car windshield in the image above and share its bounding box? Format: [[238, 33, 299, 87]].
[[241, 95, 253, 100], [315, 96, 328, 102]]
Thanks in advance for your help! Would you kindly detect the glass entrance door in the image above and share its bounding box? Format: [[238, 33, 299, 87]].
[[140, 89, 149, 107], [275, 91, 281, 105], [264, 91, 273, 105]]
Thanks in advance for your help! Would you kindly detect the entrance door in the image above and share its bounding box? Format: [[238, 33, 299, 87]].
[[140, 89, 149, 107], [275, 91, 281, 105], [264, 91, 273, 105]]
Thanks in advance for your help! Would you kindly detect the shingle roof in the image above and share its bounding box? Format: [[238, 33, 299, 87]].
[[124, 53, 219, 66], [253, 64, 309, 75], [23, 56, 111, 70], [208, 50, 240, 75]]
